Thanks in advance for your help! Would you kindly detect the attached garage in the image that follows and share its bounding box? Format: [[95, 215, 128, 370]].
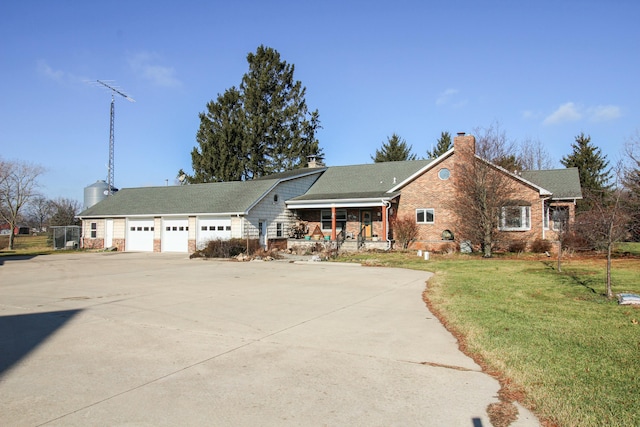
[[197, 217, 232, 249], [126, 218, 154, 252], [162, 218, 189, 252]]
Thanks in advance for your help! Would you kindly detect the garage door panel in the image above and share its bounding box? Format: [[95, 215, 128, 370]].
[[162, 218, 188, 252], [197, 218, 231, 249], [126, 219, 154, 252]]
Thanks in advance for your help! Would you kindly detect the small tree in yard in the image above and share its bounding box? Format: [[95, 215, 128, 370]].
[[391, 215, 418, 249], [623, 131, 640, 241], [447, 125, 516, 258], [574, 165, 630, 298]]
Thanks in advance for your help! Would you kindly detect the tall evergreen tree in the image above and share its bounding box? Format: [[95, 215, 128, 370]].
[[183, 46, 322, 183], [371, 133, 417, 162], [561, 133, 611, 210], [189, 87, 245, 182], [426, 131, 452, 159]]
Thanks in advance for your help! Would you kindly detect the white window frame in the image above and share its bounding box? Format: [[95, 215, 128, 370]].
[[276, 222, 283, 237], [90, 222, 97, 239], [499, 206, 531, 231], [416, 208, 435, 224]]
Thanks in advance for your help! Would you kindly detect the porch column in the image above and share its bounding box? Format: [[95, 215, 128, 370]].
[[381, 205, 387, 242], [331, 205, 337, 240]]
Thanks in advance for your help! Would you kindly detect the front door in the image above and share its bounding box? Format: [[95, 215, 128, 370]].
[[258, 220, 266, 248], [361, 210, 372, 239], [105, 219, 113, 248]]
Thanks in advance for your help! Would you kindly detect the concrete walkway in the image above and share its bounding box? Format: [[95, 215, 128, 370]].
[[0, 252, 539, 426]]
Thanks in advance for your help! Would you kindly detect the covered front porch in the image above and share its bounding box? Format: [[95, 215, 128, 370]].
[[285, 196, 397, 252]]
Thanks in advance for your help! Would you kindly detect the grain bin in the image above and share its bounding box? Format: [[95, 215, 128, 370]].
[[83, 180, 110, 210]]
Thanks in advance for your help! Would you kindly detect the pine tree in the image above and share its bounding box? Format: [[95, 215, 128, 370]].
[[561, 133, 611, 210], [426, 131, 452, 159], [371, 133, 417, 163], [183, 46, 322, 183]]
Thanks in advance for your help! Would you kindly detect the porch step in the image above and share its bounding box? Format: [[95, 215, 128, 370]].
[[338, 240, 360, 252]]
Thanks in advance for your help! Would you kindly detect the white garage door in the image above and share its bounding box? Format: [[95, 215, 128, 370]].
[[197, 217, 231, 249], [162, 218, 189, 252], [126, 218, 154, 252]]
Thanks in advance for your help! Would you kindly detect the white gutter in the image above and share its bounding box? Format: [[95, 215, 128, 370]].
[[78, 211, 247, 220]]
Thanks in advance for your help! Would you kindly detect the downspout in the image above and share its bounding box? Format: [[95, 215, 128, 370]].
[[383, 200, 392, 250]]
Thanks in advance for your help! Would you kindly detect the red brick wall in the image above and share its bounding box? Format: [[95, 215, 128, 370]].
[[82, 238, 104, 249], [112, 238, 125, 252], [396, 149, 549, 252], [395, 155, 459, 248]]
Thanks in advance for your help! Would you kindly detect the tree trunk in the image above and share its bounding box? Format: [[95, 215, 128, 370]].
[[557, 240, 562, 273], [8, 228, 15, 250], [483, 228, 492, 258], [606, 243, 613, 298]]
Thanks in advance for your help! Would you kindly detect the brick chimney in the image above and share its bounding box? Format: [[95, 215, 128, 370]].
[[454, 132, 476, 155]]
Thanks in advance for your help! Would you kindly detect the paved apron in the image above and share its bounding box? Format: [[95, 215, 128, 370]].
[[0, 253, 539, 426]]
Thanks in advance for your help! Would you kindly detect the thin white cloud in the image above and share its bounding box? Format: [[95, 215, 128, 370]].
[[542, 102, 622, 125], [128, 52, 181, 88], [543, 102, 582, 125], [37, 60, 65, 81], [436, 88, 467, 108], [522, 110, 540, 120], [436, 88, 459, 105], [588, 105, 621, 122]]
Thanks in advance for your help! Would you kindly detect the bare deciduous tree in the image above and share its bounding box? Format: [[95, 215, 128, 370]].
[[473, 121, 518, 163], [0, 159, 45, 250], [447, 130, 515, 257], [575, 164, 630, 298], [26, 194, 54, 231], [390, 215, 419, 249], [623, 130, 640, 241], [518, 137, 555, 170]]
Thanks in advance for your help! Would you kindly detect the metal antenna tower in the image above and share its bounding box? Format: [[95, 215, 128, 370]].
[[96, 80, 135, 195]]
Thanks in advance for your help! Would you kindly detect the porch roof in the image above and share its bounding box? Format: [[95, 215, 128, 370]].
[[286, 160, 431, 208], [520, 168, 583, 200], [287, 191, 400, 208]]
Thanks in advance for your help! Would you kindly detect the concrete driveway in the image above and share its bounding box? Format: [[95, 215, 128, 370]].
[[0, 253, 538, 426]]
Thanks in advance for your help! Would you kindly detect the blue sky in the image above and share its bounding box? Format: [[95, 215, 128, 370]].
[[1, 0, 638, 203]]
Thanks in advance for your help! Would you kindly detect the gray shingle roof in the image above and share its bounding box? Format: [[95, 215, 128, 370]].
[[291, 160, 432, 201], [78, 179, 278, 217], [520, 168, 583, 199]]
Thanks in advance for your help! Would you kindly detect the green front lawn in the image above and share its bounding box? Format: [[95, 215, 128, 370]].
[[335, 251, 640, 427]]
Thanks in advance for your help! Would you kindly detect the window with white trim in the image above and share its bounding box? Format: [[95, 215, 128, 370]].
[[499, 206, 531, 231], [416, 208, 434, 224], [276, 222, 283, 237], [321, 209, 346, 231], [90, 222, 97, 238]]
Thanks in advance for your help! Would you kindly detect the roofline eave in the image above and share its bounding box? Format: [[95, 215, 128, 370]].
[[77, 211, 248, 220]]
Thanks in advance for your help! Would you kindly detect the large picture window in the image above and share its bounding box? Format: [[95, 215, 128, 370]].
[[321, 209, 347, 231], [416, 208, 434, 224], [500, 206, 531, 231]]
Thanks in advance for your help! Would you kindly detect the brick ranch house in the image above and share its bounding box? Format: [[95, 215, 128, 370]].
[[77, 133, 581, 254]]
